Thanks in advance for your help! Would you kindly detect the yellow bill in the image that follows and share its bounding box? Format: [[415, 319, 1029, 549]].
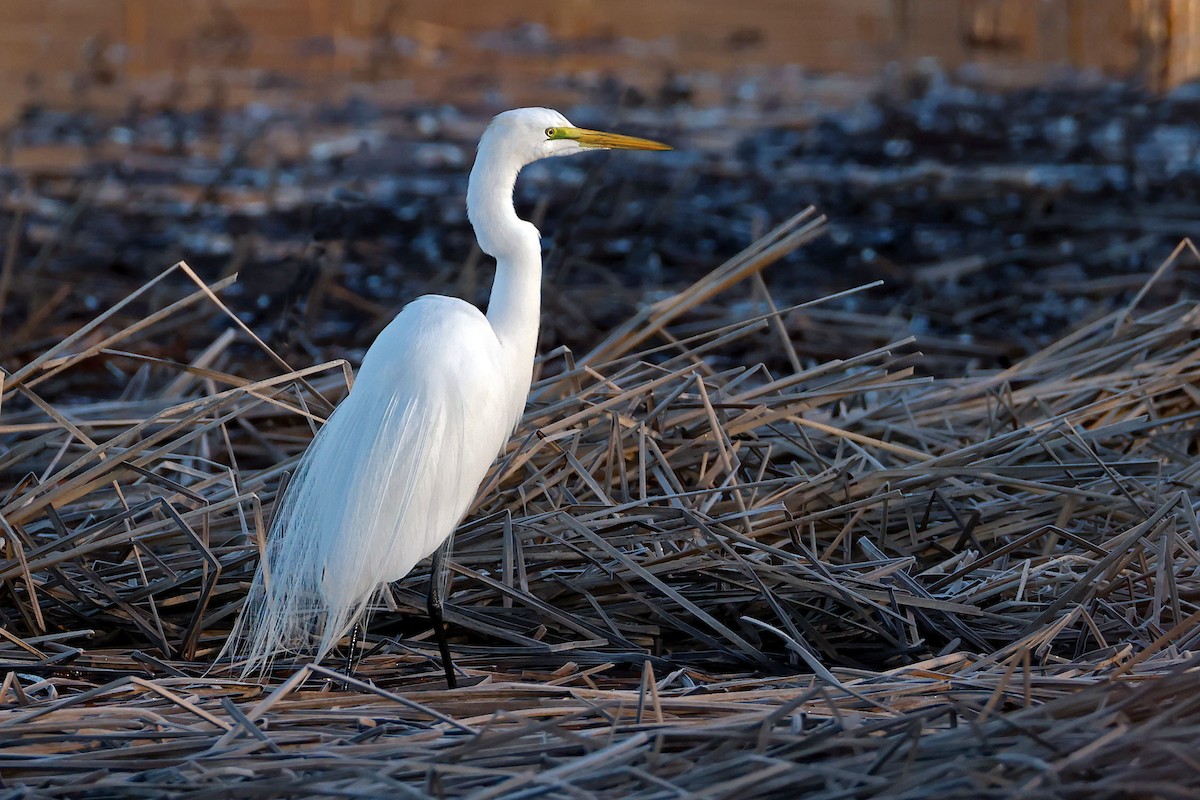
[[548, 126, 672, 151]]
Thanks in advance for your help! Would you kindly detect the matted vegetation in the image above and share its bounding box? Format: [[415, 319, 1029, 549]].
[[2, 192, 1199, 796]]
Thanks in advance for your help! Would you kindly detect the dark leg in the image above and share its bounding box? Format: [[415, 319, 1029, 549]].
[[427, 535, 458, 688]]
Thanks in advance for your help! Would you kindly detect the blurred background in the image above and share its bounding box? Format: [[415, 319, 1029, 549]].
[[2, 0, 1199, 383], [4, 0, 1200, 110]]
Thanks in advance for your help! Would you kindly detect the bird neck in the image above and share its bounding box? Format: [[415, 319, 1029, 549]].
[[467, 140, 543, 385]]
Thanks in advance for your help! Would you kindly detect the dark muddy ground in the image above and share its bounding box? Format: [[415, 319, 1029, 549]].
[[2, 66, 1198, 384]]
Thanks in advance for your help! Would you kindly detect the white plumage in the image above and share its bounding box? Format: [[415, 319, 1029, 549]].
[[224, 108, 670, 676]]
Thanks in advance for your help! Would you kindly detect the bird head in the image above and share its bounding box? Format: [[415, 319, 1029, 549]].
[[468, 107, 671, 258], [483, 107, 671, 167]]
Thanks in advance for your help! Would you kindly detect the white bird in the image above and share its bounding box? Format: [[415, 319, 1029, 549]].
[[226, 108, 670, 683]]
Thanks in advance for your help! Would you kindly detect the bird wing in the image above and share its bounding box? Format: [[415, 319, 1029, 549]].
[[228, 295, 513, 671]]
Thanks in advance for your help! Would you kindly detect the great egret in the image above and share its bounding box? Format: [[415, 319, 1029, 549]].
[[226, 107, 670, 684]]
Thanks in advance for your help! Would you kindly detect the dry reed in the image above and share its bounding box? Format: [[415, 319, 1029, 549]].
[[1, 218, 1199, 797]]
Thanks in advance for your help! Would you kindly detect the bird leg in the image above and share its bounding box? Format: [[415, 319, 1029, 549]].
[[427, 536, 458, 688]]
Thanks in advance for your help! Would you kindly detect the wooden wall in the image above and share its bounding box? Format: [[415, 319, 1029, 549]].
[[0, 0, 1196, 117]]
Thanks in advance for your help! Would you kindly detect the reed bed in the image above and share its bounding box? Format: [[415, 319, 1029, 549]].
[[2, 212, 1200, 797]]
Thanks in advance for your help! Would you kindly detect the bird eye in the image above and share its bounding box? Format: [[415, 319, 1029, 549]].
[[545, 127, 556, 139]]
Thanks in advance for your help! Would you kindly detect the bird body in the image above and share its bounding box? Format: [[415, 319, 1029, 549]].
[[226, 108, 670, 674], [238, 296, 513, 666]]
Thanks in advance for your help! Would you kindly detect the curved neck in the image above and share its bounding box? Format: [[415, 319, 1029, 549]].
[[467, 134, 543, 392]]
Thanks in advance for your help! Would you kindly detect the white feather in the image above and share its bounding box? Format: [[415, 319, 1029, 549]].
[[221, 107, 669, 674], [227, 297, 512, 671]]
